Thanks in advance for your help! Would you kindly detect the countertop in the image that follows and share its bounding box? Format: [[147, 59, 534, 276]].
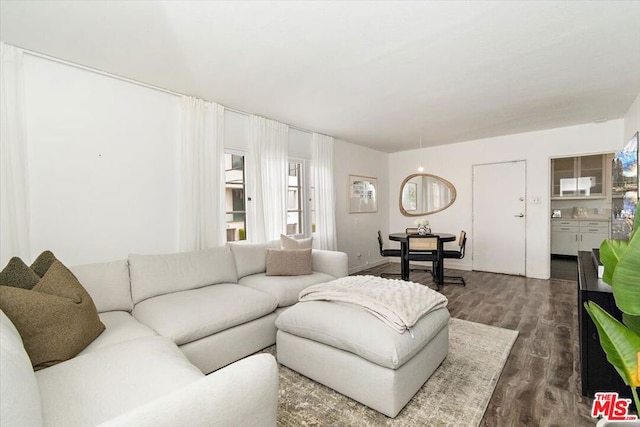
[[551, 218, 611, 222]]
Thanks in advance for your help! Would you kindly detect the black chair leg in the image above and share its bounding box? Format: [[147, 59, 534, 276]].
[[442, 275, 466, 286]]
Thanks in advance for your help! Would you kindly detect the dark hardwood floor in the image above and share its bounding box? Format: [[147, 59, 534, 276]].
[[356, 263, 596, 427]]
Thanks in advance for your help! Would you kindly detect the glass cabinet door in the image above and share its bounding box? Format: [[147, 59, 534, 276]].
[[579, 155, 604, 196], [552, 154, 607, 198], [552, 157, 577, 196]]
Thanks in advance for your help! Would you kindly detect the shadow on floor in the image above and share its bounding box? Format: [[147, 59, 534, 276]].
[[550, 255, 578, 281]]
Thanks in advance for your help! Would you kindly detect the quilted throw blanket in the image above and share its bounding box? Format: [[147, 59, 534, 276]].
[[298, 275, 448, 334]]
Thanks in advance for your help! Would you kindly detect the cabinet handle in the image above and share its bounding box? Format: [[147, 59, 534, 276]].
[[588, 229, 599, 232], [581, 235, 583, 241], [575, 235, 578, 241]]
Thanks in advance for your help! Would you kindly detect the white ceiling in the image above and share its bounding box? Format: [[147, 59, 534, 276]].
[[1, 1, 640, 153]]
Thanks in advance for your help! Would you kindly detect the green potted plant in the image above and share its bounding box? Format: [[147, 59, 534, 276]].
[[584, 213, 640, 414]]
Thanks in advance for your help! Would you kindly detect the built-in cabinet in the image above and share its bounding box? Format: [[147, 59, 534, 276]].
[[551, 220, 610, 256], [551, 154, 609, 198]]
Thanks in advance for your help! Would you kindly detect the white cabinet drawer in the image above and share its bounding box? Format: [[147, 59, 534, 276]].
[[552, 224, 579, 232], [579, 221, 609, 232], [552, 220, 577, 226]]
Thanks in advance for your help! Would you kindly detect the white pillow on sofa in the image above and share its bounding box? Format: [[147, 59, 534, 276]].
[[280, 234, 312, 250]]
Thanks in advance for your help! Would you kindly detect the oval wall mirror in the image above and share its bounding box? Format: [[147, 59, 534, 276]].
[[399, 173, 457, 216]]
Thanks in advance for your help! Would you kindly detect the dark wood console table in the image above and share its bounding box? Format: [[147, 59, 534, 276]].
[[577, 251, 635, 406]]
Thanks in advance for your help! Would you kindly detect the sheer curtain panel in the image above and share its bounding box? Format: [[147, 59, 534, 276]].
[[0, 43, 30, 265], [312, 133, 337, 250], [247, 116, 288, 242], [179, 96, 226, 251]]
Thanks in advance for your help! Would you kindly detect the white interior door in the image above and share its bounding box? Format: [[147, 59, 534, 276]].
[[472, 161, 526, 275]]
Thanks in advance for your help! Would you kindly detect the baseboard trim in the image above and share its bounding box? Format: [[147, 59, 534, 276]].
[[349, 259, 388, 275]]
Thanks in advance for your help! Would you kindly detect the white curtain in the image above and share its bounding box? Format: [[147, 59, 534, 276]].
[[312, 133, 337, 250], [0, 43, 30, 265], [247, 116, 288, 242], [179, 96, 226, 251]]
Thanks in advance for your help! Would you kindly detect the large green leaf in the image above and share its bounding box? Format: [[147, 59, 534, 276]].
[[610, 230, 640, 316], [624, 313, 640, 337], [584, 301, 640, 389], [599, 239, 628, 285]]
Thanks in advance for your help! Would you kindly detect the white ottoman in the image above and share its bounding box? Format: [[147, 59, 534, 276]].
[[275, 300, 449, 418]]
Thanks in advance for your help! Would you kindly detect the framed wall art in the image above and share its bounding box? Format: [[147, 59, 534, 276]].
[[349, 175, 377, 213]]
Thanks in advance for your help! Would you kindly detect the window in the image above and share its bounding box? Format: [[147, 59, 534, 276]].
[[225, 153, 246, 241], [287, 161, 304, 236]]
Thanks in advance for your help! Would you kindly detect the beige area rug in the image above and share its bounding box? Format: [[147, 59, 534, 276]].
[[266, 318, 518, 426]]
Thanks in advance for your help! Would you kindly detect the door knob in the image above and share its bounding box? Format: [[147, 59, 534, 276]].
[[514, 213, 524, 217]]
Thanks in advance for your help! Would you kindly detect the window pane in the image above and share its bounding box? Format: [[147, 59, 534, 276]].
[[226, 153, 246, 241], [287, 161, 303, 235]]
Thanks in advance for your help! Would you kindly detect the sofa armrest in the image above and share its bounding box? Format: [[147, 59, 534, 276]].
[[97, 354, 279, 427], [312, 250, 348, 278]]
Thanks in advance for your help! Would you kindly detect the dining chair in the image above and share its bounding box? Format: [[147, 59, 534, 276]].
[[406, 233, 439, 283], [377, 230, 402, 278], [441, 230, 467, 286]]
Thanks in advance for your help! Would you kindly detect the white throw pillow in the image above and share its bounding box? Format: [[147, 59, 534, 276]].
[[280, 234, 312, 250]]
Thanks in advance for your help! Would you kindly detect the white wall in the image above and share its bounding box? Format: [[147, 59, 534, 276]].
[[389, 121, 623, 279], [23, 54, 181, 265], [334, 140, 389, 273], [19, 54, 321, 266]]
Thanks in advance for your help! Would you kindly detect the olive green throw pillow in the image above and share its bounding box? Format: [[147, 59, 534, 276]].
[[30, 250, 58, 278], [0, 261, 105, 370], [0, 257, 40, 290]]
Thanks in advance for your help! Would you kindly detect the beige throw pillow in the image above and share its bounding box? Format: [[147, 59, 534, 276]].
[[0, 260, 106, 370], [266, 248, 313, 276], [280, 234, 313, 250]]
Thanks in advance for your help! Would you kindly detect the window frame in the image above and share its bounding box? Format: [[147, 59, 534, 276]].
[[287, 158, 312, 238], [224, 149, 248, 242]]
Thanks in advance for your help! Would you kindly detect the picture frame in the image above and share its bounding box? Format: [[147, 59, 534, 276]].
[[348, 175, 377, 213]]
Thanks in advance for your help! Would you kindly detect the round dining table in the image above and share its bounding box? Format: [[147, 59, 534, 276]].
[[388, 232, 457, 287]]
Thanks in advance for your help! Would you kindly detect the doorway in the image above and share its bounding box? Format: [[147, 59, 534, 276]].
[[472, 161, 527, 275]]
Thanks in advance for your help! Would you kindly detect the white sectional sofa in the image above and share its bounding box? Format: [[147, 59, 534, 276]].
[[0, 241, 348, 427]]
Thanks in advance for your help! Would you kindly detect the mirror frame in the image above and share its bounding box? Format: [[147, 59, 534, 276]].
[[399, 173, 457, 217]]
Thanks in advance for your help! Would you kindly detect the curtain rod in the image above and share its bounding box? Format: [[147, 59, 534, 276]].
[[21, 47, 322, 137]]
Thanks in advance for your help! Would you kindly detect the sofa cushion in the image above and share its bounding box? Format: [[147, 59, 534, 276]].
[[227, 240, 280, 279], [280, 234, 312, 249], [266, 248, 312, 276], [70, 260, 133, 313], [79, 311, 157, 355], [0, 261, 105, 370], [0, 310, 43, 427], [238, 272, 335, 307], [133, 284, 278, 345], [30, 250, 58, 278], [36, 336, 203, 427], [275, 301, 450, 369], [0, 257, 40, 290], [129, 247, 238, 304]]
